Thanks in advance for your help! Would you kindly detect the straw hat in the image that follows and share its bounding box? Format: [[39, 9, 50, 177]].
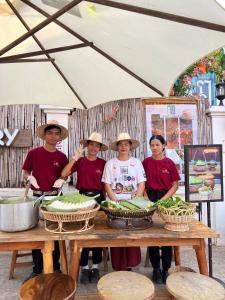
[[110, 132, 140, 151], [80, 132, 108, 151], [37, 120, 68, 140]]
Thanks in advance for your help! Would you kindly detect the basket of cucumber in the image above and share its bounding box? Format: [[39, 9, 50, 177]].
[[156, 197, 195, 232], [101, 197, 156, 230], [40, 193, 100, 233]]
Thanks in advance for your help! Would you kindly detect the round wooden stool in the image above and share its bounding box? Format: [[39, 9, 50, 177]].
[[97, 271, 154, 300], [166, 272, 225, 300], [19, 273, 76, 300]]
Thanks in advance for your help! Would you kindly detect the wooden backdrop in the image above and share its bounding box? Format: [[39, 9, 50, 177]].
[[0, 98, 210, 187], [68, 98, 147, 161], [0, 105, 45, 188]]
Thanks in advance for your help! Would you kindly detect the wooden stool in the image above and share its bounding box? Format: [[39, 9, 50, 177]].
[[9, 251, 33, 279], [97, 271, 154, 300], [9, 240, 68, 279], [166, 272, 225, 300], [19, 273, 76, 300]]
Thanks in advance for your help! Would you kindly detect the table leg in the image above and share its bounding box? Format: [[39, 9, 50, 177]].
[[69, 241, 82, 282], [59, 240, 68, 274], [41, 240, 54, 274], [194, 239, 208, 276], [174, 246, 181, 266]]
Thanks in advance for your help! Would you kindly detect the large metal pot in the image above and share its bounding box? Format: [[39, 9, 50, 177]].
[[0, 197, 39, 232]]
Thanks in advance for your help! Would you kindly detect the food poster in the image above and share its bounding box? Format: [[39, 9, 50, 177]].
[[146, 103, 198, 182], [185, 145, 223, 202]]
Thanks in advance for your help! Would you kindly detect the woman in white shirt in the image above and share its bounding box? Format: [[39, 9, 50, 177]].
[[102, 132, 146, 270]]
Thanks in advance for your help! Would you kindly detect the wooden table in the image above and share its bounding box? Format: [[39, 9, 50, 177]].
[[0, 212, 219, 282], [0, 227, 67, 274], [69, 212, 219, 281]]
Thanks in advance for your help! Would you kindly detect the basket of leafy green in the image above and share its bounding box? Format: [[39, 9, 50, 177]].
[[156, 196, 195, 231], [189, 176, 203, 193], [193, 160, 207, 172], [40, 193, 100, 233]]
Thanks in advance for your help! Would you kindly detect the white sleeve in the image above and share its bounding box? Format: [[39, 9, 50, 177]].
[[102, 160, 113, 184], [136, 159, 147, 183]]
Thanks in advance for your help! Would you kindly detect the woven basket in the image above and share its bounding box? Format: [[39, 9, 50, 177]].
[[158, 205, 195, 232], [101, 206, 156, 220], [40, 204, 100, 233]]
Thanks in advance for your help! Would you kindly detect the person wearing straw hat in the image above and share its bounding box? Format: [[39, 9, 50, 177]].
[[22, 120, 69, 282], [102, 132, 146, 271], [61, 132, 108, 284]]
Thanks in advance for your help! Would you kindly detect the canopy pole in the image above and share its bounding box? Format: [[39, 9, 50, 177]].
[[5, 0, 87, 109], [0, 43, 93, 61], [21, 0, 164, 96], [89, 0, 225, 33], [0, 58, 55, 63], [0, 0, 83, 56]]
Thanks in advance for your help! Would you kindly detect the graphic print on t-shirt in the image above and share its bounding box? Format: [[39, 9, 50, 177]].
[[113, 165, 135, 197]]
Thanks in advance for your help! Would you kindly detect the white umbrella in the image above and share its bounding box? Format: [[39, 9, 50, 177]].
[[1, 0, 225, 108]]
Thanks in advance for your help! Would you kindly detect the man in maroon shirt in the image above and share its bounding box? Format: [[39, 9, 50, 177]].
[[61, 132, 107, 284], [23, 120, 68, 282]]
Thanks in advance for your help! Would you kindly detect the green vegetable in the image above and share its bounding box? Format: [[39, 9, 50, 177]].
[[120, 201, 139, 210], [155, 196, 192, 210], [125, 197, 154, 210], [41, 193, 96, 208], [195, 160, 206, 166], [189, 176, 203, 185]]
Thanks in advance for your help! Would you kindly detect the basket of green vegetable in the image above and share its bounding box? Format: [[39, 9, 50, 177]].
[[101, 197, 156, 230], [40, 193, 100, 233], [156, 196, 195, 232], [193, 160, 207, 172]]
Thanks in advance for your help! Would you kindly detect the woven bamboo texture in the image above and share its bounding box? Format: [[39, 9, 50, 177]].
[[158, 205, 195, 232], [0, 104, 45, 188], [101, 206, 156, 219], [40, 204, 100, 233]]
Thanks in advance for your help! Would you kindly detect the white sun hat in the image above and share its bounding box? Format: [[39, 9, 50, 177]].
[[110, 132, 140, 151], [80, 132, 108, 151]]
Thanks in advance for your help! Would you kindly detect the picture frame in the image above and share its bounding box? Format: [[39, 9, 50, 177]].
[[184, 144, 223, 203], [144, 98, 198, 182]]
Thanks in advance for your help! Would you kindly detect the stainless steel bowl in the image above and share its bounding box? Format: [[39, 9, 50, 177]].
[[0, 197, 39, 232]]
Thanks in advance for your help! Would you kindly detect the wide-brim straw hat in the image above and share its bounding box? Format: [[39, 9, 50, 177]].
[[110, 132, 140, 151], [80, 132, 108, 151], [37, 120, 68, 140]]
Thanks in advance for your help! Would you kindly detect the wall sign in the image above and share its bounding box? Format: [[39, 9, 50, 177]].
[[0, 129, 32, 147], [184, 144, 223, 203]]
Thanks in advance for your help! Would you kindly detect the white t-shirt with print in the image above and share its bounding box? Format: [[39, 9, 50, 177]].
[[102, 157, 146, 200]]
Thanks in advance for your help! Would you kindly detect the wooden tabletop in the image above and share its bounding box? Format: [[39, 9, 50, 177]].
[[0, 212, 219, 244]]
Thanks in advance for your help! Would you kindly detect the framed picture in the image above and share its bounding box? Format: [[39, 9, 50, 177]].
[[184, 144, 223, 202], [144, 98, 198, 182]]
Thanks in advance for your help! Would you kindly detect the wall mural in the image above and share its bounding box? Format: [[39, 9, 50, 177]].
[[145, 99, 198, 182]]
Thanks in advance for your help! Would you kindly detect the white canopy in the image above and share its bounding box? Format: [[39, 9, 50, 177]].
[[1, 0, 225, 108]]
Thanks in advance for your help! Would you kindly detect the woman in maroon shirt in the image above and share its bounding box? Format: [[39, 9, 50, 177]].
[[61, 132, 107, 285], [143, 135, 180, 284]]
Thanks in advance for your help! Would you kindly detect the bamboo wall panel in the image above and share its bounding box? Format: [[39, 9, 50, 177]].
[[0, 105, 45, 188], [68, 99, 147, 162]]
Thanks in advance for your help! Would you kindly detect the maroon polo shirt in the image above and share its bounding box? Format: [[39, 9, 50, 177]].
[[23, 147, 68, 191], [142, 157, 180, 191], [71, 157, 106, 191]]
